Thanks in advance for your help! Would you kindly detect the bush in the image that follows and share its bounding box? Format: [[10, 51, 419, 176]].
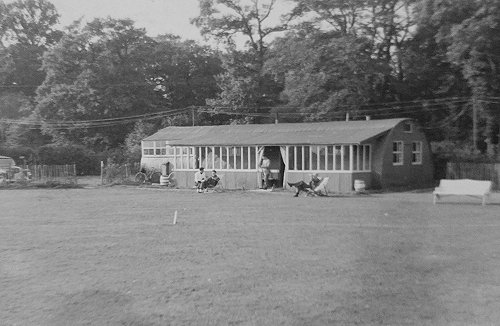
[[0, 146, 36, 165], [431, 141, 499, 163]]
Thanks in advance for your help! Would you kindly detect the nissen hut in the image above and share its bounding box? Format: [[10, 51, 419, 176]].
[[141, 118, 433, 193]]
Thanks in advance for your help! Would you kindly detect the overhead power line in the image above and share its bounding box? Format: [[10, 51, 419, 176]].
[[0, 96, 491, 130]]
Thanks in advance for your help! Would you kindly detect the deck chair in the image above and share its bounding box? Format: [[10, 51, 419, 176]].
[[310, 177, 329, 196], [205, 174, 224, 193], [213, 174, 224, 192]]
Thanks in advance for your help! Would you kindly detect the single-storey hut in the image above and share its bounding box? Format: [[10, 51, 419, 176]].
[[140, 118, 433, 192]]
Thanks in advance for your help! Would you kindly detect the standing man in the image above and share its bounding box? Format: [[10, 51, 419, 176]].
[[259, 155, 271, 189], [194, 167, 206, 193]]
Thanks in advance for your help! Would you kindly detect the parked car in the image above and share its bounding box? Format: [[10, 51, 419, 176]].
[[0, 166, 31, 183]]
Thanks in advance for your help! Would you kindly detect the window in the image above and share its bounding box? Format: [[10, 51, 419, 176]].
[[180, 146, 258, 171], [393, 141, 404, 165], [142, 141, 155, 156], [327, 146, 334, 170], [363, 145, 371, 170], [286, 144, 371, 172], [412, 142, 422, 164], [288, 146, 295, 170], [403, 122, 413, 133], [335, 146, 342, 170]]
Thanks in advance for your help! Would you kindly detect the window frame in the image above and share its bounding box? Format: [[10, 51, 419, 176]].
[[411, 141, 423, 165], [392, 141, 404, 166], [286, 144, 372, 172], [403, 122, 413, 133], [173, 146, 259, 171]]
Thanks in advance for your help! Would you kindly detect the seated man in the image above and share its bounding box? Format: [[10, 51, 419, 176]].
[[288, 173, 323, 197], [194, 167, 206, 193], [310, 173, 321, 188], [202, 170, 220, 192]]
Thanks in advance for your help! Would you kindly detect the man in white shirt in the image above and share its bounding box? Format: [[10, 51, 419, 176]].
[[194, 167, 206, 193], [259, 155, 271, 189]]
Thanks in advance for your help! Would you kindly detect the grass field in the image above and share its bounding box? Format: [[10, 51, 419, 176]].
[[1, 186, 500, 325]]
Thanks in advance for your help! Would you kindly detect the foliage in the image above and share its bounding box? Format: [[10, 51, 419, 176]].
[[266, 31, 389, 120], [192, 0, 288, 120], [1, 0, 500, 166], [36, 144, 102, 175]]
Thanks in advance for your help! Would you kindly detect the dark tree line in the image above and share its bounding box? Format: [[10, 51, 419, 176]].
[[1, 0, 499, 167]]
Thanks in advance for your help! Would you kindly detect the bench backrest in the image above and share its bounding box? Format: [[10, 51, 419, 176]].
[[437, 179, 492, 194]]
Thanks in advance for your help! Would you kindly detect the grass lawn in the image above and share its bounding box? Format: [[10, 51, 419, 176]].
[[1, 187, 500, 325]]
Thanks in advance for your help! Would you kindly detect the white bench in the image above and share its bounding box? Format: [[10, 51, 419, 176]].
[[433, 179, 492, 206]]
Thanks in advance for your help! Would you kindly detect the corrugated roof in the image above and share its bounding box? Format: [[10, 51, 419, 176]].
[[144, 118, 409, 145]]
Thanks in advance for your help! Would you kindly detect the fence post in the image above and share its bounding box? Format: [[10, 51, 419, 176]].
[[100, 161, 104, 186]]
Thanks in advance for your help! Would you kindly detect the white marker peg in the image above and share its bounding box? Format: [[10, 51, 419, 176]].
[[173, 210, 178, 225]]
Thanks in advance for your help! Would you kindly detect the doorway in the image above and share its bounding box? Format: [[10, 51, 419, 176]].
[[262, 146, 285, 188]]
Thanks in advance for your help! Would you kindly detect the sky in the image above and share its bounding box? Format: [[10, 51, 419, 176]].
[[12, 0, 294, 45], [46, 0, 205, 41]]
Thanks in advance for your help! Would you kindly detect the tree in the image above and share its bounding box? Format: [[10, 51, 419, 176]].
[[289, 0, 418, 101], [0, 0, 61, 47], [36, 19, 224, 149], [35, 18, 158, 149], [0, 0, 62, 150], [192, 0, 290, 121], [445, 0, 500, 152], [416, 0, 500, 153], [0, 0, 62, 95], [266, 30, 389, 121], [124, 121, 156, 163], [147, 34, 223, 125]]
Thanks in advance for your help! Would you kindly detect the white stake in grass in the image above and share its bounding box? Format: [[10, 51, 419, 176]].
[[173, 210, 178, 225]]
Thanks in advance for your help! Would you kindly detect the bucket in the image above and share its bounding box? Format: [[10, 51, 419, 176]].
[[354, 180, 366, 192], [160, 175, 169, 186]]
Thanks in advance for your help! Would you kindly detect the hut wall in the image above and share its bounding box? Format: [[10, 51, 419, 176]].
[[173, 170, 260, 190], [379, 121, 434, 189]]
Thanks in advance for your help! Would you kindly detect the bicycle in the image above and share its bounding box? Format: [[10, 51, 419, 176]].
[[134, 168, 162, 184]]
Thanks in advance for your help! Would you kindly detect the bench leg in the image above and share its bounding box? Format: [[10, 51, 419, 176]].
[[482, 195, 487, 206], [433, 194, 438, 205]]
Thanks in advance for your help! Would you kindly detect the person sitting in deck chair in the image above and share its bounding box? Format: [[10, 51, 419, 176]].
[[194, 167, 206, 193], [288, 173, 324, 197], [202, 170, 220, 192]]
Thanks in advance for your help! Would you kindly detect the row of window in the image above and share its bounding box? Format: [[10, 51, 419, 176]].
[[393, 141, 422, 165], [142, 142, 373, 172], [144, 141, 422, 169], [287, 145, 371, 172]]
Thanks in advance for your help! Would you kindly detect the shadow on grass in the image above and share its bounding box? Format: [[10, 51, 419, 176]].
[[0, 181, 83, 190]]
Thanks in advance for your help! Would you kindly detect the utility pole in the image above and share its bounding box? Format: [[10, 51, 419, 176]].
[[472, 98, 478, 152], [191, 107, 195, 126]]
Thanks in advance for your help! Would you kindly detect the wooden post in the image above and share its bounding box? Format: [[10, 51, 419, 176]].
[[173, 210, 178, 225], [73, 164, 77, 184], [100, 161, 104, 185], [473, 100, 478, 152]]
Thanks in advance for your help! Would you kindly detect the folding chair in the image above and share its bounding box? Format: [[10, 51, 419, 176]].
[[311, 177, 329, 196], [205, 175, 224, 193], [213, 174, 224, 192]]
